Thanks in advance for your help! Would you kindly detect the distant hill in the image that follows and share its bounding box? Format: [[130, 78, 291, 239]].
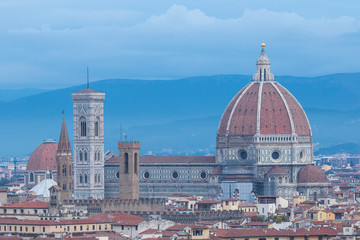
[[1, 73, 360, 156], [0, 88, 48, 102]]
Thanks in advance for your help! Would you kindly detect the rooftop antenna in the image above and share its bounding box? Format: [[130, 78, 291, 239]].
[[87, 67, 89, 89]]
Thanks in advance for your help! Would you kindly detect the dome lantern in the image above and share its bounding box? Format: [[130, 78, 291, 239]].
[[253, 42, 274, 82]]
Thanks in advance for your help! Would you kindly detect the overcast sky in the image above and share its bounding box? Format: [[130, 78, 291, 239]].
[[1, 0, 360, 88]]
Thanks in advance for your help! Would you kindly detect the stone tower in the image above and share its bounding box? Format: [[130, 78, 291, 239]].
[[118, 141, 140, 199], [56, 115, 73, 202], [72, 86, 105, 200]]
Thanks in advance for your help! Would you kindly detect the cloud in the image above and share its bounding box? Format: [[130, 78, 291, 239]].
[[1, 4, 360, 87]]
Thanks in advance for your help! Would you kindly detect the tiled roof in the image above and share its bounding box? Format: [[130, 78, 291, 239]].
[[210, 166, 222, 175], [1, 201, 48, 209], [26, 140, 58, 171], [105, 155, 120, 163], [197, 200, 220, 204], [139, 228, 161, 235], [216, 227, 337, 238], [140, 156, 216, 164], [74, 88, 102, 94], [217, 81, 311, 137], [298, 165, 328, 184], [267, 166, 288, 175], [105, 156, 216, 164]]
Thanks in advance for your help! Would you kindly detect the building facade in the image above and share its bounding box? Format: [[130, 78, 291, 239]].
[[72, 87, 105, 200]]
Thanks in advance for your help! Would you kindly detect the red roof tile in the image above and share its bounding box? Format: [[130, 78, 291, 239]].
[[216, 227, 337, 238], [298, 165, 328, 184], [217, 81, 311, 137], [140, 156, 215, 164], [1, 201, 48, 209], [26, 140, 58, 171], [267, 166, 288, 175]]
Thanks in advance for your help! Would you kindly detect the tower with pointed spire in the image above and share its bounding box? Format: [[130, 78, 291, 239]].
[[56, 114, 73, 202], [72, 73, 105, 200]]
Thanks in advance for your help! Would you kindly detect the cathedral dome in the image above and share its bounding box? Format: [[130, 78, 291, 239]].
[[217, 45, 311, 137], [26, 139, 58, 171], [297, 165, 328, 184]]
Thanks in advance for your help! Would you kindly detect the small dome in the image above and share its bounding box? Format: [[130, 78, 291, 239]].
[[26, 140, 58, 171], [266, 166, 287, 175], [297, 165, 328, 184]]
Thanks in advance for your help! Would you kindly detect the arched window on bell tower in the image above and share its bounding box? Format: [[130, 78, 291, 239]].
[[62, 165, 67, 176], [134, 153, 138, 174], [124, 153, 129, 174], [95, 117, 100, 137], [80, 117, 87, 137], [63, 184, 67, 190]]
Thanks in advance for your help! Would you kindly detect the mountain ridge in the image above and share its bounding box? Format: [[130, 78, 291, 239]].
[[1, 73, 360, 156]]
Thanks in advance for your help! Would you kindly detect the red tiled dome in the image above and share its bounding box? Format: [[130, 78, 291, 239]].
[[26, 140, 58, 171], [217, 81, 311, 137], [297, 165, 328, 184], [266, 166, 287, 175]]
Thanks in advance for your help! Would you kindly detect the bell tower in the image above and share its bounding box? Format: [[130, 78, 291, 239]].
[[56, 114, 73, 202], [72, 77, 105, 200], [118, 141, 140, 199]]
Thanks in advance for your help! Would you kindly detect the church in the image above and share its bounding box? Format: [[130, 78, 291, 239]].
[[24, 43, 330, 202]]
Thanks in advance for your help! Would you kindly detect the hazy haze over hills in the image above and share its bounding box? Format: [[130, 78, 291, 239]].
[[1, 73, 360, 156]]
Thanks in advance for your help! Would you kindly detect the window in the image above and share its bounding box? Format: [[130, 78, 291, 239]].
[[193, 230, 203, 236], [171, 171, 179, 180], [14, 226, 17, 231], [125, 153, 129, 174], [226, 201, 229, 206], [97, 174, 101, 184], [98, 152, 101, 162], [80, 174, 83, 184], [84, 174, 88, 184], [63, 184, 67, 190], [9, 226, 11, 231], [84, 151, 88, 162], [14, 209, 17, 214], [92, 225, 95, 230], [21, 209, 24, 214], [80, 226, 83, 231], [29, 172, 34, 182], [105, 225, 107, 230], [80, 117, 87, 137], [87, 225, 89, 230], [79, 151, 83, 162], [95, 118, 99, 137], [35, 210, 38, 214], [143, 171, 150, 180], [134, 153, 138, 174], [43, 227, 45, 232], [74, 226, 77, 231], [25, 227, 28, 232], [4, 226, 6, 231], [99, 225, 101, 230], [122, 225, 124, 230], [63, 165, 67, 176]]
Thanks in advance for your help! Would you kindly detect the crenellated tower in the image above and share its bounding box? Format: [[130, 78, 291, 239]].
[[118, 141, 140, 199], [56, 114, 73, 202], [72, 82, 105, 200]]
